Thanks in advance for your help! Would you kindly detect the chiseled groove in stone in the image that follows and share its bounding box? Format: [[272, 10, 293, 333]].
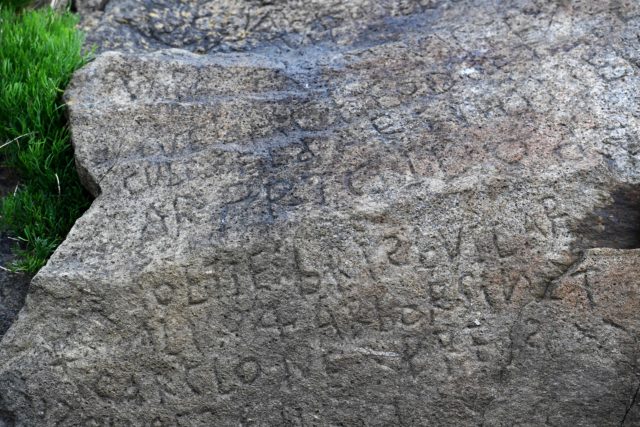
[[66, 50, 311, 101], [98, 128, 348, 164], [68, 91, 319, 106]]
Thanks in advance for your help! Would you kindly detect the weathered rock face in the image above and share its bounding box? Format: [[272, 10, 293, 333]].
[[2, 0, 640, 425]]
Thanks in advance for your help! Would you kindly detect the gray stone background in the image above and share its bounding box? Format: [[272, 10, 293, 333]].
[[1, 0, 640, 425]]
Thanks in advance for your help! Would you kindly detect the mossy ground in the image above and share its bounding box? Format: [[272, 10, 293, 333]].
[[0, 3, 92, 272]]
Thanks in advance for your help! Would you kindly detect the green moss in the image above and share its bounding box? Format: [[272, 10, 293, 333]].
[[0, 4, 93, 272]]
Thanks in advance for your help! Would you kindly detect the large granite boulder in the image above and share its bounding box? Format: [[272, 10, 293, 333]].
[[2, 0, 640, 425]]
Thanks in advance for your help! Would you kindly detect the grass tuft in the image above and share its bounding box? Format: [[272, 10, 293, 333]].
[[0, 4, 92, 272], [2, 0, 35, 10]]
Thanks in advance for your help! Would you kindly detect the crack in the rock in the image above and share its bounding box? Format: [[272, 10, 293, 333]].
[[621, 379, 640, 425]]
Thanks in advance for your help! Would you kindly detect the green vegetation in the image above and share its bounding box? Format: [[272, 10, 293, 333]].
[[0, 3, 92, 272], [2, 0, 35, 10]]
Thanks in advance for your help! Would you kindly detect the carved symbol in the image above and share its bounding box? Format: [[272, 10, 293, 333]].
[[458, 273, 475, 302], [213, 359, 234, 394], [267, 179, 295, 203], [235, 357, 261, 384], [153, 284, 173, 305], [95, 371, 138, 400], [187, 274, 213, 305], [384, 234, 411, 265], [398, 81, 418, 96], [316, 306, 343, 338], [142, 204, 169, 237], [294, 246, 321, 295], [524, 318, 541, 347], [257, 305, 298, 337], [174, 194, 205, 226], [428, 281, 456, 309], [259, 310, 278, 328], [297, 147, 314, 162], [372, 115, 403, 134], [123, 169, 147, 194], [493, 228, 517, 258], [217, 180, 260, 235], [437, 226, 463, 261], [400, 306, 423, 325], [427, 73, 455, 94]]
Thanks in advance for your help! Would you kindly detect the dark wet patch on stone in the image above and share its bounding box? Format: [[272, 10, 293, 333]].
[[573, 184, 640, 250]]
